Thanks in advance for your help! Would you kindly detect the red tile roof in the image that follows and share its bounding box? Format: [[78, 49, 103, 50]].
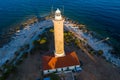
[[42, 51, 80, 70]]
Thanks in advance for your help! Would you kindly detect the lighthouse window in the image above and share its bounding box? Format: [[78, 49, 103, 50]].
[[56, 13, 60, 16], [62, 68, 63, 71]]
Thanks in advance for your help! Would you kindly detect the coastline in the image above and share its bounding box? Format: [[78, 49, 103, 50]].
[[3, 16, 120, 80], [0, 16, 52, 67], [0, 14, 120, 69], [64, 19, 120, 67], [0, 14, 120, 80]]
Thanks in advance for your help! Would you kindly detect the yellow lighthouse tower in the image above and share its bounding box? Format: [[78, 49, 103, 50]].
[[53, 8, 65, 57], [42, 8, 81, 75]]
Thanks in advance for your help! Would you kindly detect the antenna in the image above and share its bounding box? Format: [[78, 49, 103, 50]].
[[61, 0, 64, 15], [62, 5, 64, 15], [50, 0, 55, 20], [51, 5, 53, 15]]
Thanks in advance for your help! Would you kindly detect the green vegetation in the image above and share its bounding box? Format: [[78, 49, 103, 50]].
[[22, 52, 28, 58], [24, 44, 30, 50], [49, 28, 54, 33], [16, 59, 23, 65], [97, 50, 104, 56], [39, 37, 47, 44], [0, 64, 16, 80], [74, 38, 81, 48], [18, 44, 30, 52], [50, 73, 61, 80], [33, 36, 49, 51], [64, 31, 101, 57], [33, 28, 51, 51], [0, 44, 30, 80], [64, 31, 75, 45], [89, 51, 95, 55], [64, 31, 83, 49]]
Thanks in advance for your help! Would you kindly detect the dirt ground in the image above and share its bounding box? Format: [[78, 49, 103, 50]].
[[7, 31, 120, 80], [66, 45, 120, 80], [7, 51, 43, 80]]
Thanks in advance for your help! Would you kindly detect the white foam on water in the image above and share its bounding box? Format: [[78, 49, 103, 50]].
[[81, 33, 120, 66], [65, 21, 120, 67], [1, 19, 120, 67], [0, 20, 53, 66]]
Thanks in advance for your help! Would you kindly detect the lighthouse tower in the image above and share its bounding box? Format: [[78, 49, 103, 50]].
[[42, 8, 81, 75], [53, 8, 65, 57]]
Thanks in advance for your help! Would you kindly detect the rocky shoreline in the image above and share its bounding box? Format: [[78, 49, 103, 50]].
[[2, 16, 120, 80], [0, 16, 53, 67], [0, 14, 120, 79], [64, 18, 120, 66], [1, 14, 120, 67], [0, 16, 46, 48]]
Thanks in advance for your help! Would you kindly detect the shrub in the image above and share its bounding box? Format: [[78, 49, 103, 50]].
[[49, 28, 54, 33], [50, 73, 60, 80], [97, 50, 103, 56], [33, 37, 49, 51], [75, 38, 80, 45], [24, 44, 30, 49], [0, 65, 16, 80], [39, 38, 47, 44]]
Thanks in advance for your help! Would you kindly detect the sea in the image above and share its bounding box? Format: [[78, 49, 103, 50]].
[[0, 0, 120, 56]]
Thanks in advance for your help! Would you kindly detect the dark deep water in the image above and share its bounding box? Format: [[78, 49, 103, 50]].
[[0, 0, 120, 54]]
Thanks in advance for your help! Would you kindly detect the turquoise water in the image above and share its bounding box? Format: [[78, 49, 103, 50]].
[[0, 0, 120, 53]]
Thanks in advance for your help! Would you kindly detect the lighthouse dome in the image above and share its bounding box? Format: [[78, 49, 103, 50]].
[[55, 8, 61, 14], [55, 8, 62, 20]]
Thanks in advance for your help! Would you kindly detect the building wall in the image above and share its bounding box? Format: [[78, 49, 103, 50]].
[[44, 70, 49, 74], [69, 66, 75, 70], [57, 68, 62, 72], [63, 67, 67, 71], [50, 69, 56, 72], [76, 65, 80, 67], [43, 65, 81, 75]]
